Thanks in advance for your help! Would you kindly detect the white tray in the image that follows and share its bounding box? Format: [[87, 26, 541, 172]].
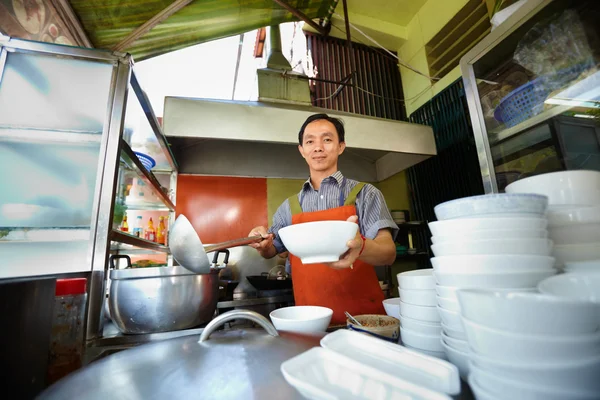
[[281, 347, 452, 400], [321, 330, 460, 395]]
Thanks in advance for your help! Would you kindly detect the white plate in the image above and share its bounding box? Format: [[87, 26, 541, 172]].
[[280, 347, 452, 400], [320, 330, 460, 395], [433, 193, 548, 221]]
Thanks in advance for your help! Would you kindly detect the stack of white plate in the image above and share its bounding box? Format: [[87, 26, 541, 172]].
[[458, 273, 600, 400], [396, 269, 445, 359], [429, 193, 558, 379], [505, 170, 600, 271]]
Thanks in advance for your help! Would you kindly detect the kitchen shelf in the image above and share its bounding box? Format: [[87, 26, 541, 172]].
[[120, 140, 175, 211], [110, 229, 169, 253], [488, 105, 571, 145]]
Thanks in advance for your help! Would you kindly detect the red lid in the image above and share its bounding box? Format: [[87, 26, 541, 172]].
[[56, 278, 87, 296]]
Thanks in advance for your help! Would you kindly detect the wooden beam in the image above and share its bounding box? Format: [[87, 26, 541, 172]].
[[112, 0, 193, 52], [48, 0, 93, 48], [272, 0, 327, 35]]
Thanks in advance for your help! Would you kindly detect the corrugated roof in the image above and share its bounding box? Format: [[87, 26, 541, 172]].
[[70, 0, 336, 61]]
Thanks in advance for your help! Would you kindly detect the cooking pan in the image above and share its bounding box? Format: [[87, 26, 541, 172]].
[[247, 273, 293, 291], [170, 214, 262, 274]]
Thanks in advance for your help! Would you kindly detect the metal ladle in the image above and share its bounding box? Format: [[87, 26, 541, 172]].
[[170, 214, 263, 274], [345, 311, 363, 326]]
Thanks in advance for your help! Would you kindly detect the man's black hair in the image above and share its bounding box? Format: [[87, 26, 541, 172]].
[[298, 113, 345, 145]]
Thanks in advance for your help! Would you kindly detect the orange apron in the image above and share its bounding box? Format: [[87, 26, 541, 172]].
[[288, 180, 385, 326]]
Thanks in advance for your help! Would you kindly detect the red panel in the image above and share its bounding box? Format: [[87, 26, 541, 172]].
[[176, 175, 268, 244]]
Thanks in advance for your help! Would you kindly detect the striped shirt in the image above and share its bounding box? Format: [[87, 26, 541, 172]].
[[269, 171, 399, 267]]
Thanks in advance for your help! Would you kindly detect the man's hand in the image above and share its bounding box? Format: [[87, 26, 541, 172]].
[[248, 226, 276, 258], [326, 215, 363, 270]]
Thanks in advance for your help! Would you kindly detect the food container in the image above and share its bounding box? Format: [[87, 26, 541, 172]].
[[346, 314, 400, 342]]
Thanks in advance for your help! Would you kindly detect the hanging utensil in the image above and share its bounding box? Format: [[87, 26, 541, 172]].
[[169, 214, 262, 274]]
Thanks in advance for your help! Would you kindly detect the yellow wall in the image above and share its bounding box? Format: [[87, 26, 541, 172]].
[[397, 0, 470, 116], [266, 178, 305, 224]]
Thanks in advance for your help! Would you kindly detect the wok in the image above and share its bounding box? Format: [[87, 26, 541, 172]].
[[247, 274, 293, 291], [170, 214, 262, 274]]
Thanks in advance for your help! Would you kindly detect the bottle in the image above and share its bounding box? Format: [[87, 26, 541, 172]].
[[157, 216, 166, 245], [145, 217, 156, 242], [133, 216, 143, 237], [120, 215, 129, 232]]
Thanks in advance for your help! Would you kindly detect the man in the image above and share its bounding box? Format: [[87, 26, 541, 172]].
[[249, 113, 398, 325]]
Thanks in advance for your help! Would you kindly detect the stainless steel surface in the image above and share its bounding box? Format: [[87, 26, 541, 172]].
[[109, 267, 219, 334], [120, 139, 175, 211], [0, 47, 7, 85], [40, 310, 327, 400], [459, 0, 551, 194], [199, 309, 278, 342], [87, 58, 132, 341], [216, 293, 294, 309], [110, 229, 170, 253], [91, 320, 206, 348], [162, 97, 437, 182], [0, 35, 123, 62]]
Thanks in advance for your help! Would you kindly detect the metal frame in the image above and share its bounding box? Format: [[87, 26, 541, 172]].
[[459, 0, 552, 193]]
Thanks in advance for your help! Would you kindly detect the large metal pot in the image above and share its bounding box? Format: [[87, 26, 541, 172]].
[[39, 310, 326, 399], [108, 256, 219, 334]]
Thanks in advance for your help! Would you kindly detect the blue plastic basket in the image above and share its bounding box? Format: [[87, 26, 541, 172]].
[[493, 77, 550, 128], [133, 151, 156, 171]]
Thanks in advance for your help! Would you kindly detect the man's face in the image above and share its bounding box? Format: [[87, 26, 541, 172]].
[[298, 119, 346, 173]]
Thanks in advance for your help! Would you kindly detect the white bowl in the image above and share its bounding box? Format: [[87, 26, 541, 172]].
[[428, 217, 547, 237], [470, 364, 599, 400], [441, 323, 467, 340], [433, 193, 548, 221], [399, 300, 441, 323], [462, 317, 600, 363], [397, 269, 435, 290], [431, 254, 555, 274], [547, 205, 600, 227], [431, 238, 553, 257], [400, 328, 444, 352], [403, 344, 448, 361], [399, 288, 437, 307], [399, 315, 441, 336], [437, 306, 462, 331], [549, 223, 600, 245], [269, 306, 333, 333], [468, 374, 499, 400], [564, 259, 600, 274], [441, 331, 468, 352], [431, 228, 547, 244], [505, 170, 600, 198], [278, 221, 358, 264], [553, 242, 600, 267], [544, 189, 600, 209], [538, 273, 600, 303], [434, 269, 556, 288], [436, 296, 460, 313], [435, 285, 459, 301], [457, 289, 599, 335], [471, 351, 600, 395], [441, 340, 470, 380], [382, 297, 400, 319]]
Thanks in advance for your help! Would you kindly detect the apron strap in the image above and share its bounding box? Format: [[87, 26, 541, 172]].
[[288, 194, 303, 216], [344, 182, 366, 206]]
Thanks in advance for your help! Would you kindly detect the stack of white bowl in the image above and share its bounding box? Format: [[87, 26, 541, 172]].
[[395, 269, 446, 359], [458, 272, 600, 400], [505, 170, 600, 272], [429, 193, 558, 379]]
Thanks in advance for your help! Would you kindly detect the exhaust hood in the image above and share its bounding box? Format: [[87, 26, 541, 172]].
[[162, 25, 436, 182], [162, 97, 437, 182]]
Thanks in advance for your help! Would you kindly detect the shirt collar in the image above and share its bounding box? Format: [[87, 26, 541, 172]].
[[303, 171, 344, 191]]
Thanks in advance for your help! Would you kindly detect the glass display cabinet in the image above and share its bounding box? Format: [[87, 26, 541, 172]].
[[461, 0, 600, 193], [0, 34, 178, 344]]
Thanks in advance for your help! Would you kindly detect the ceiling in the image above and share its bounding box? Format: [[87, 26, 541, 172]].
[[346, 0, 428, 26]]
